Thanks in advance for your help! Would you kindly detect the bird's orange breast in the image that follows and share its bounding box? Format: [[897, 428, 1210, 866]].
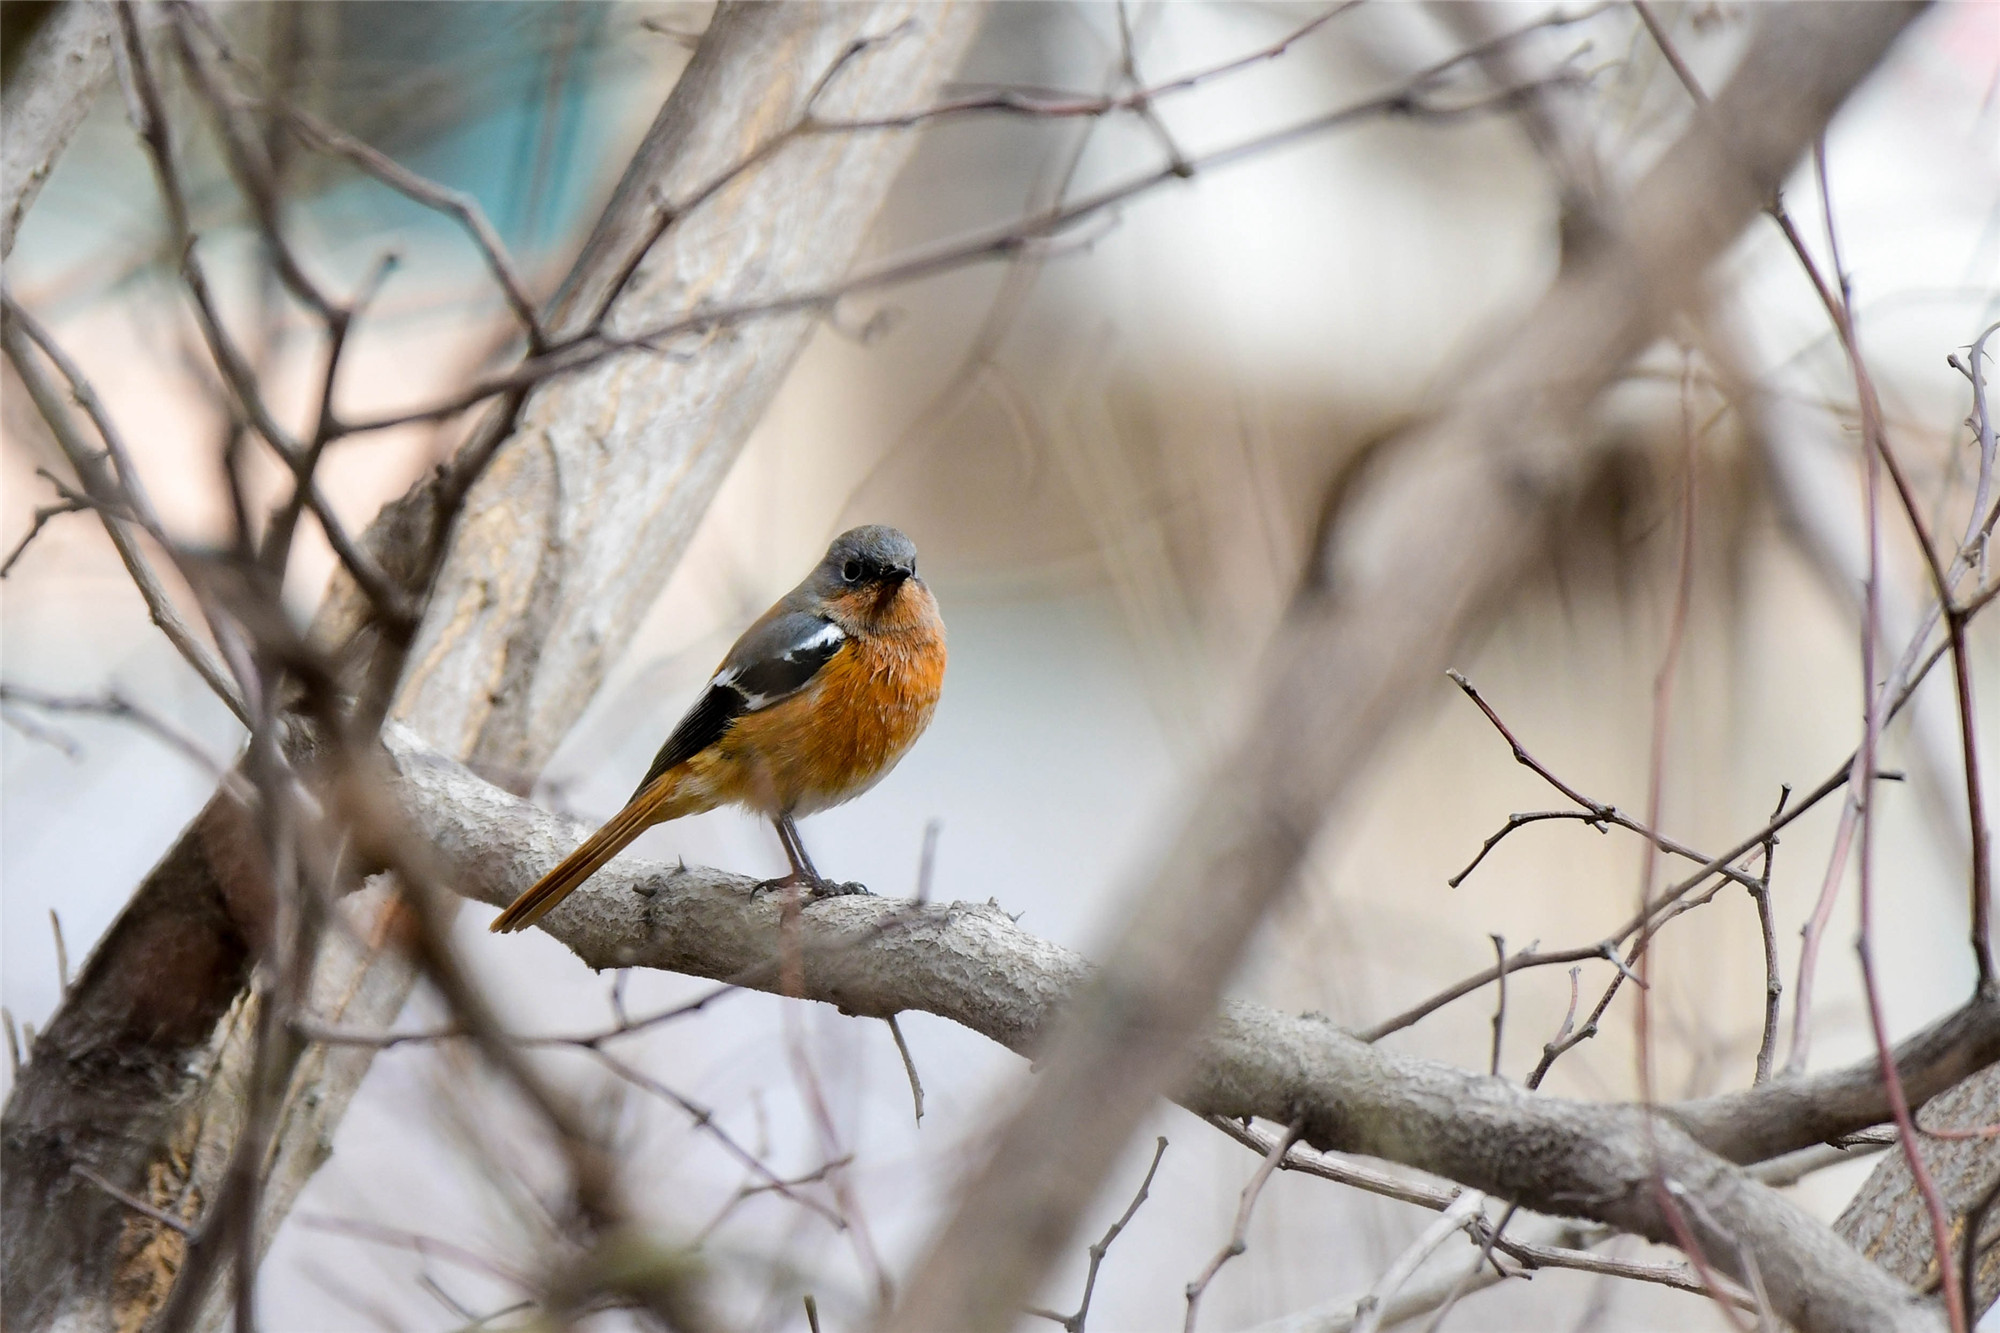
[[686, 599, 944, 816]]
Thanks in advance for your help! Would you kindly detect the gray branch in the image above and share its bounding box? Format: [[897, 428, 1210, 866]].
[[382, 722, 1969, 1333]]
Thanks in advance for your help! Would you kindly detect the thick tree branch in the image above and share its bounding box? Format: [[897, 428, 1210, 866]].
[[380, 724, 1967, 1333]]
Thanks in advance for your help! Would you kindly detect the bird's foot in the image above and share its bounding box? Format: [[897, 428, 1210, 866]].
[[750, 872, 870, 900]]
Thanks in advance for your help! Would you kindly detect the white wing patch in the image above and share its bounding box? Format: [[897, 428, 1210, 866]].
[[719, 621, 847, 710], [793, 621, 845, 654]]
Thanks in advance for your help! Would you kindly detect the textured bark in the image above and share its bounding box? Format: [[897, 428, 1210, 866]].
[[0, 6, 983, 1330], [1, 0, 115, 258], [885, 7, 1931, 1333], [380, 723, 1965, 1333], [1837, 1064, 2000, 1318]]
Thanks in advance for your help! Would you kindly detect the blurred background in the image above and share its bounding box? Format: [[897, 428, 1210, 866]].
[[5, 2, 1999, 1328]]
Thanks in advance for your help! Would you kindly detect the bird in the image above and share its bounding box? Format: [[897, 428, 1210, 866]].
[[489, 525, 946, 933]]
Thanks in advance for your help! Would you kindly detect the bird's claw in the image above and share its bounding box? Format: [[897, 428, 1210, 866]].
[[750, 874, 871, 900]]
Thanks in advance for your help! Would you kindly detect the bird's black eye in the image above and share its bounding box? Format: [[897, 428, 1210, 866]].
[[842, 559, 862, 583]]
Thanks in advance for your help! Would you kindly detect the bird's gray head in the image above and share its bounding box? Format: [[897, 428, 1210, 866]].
[[814, 526, 919, 595]]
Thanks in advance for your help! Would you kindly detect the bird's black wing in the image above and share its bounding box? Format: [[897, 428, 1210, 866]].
[[629, 610, 846, 799]]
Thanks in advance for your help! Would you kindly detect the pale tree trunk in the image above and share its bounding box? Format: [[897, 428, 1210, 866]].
[[0, 6, 982, 1330], [1, 0, 116, 259]]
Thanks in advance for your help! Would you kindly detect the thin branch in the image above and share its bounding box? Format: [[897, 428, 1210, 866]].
[[48, 909, 69, 994], [886, 1014, 925, 1126], [1418, 1199, 1519, 1333], [1351, 1192, 1486, 1333], [1445, 669, 1760, 893], [0, 683, 229, 779], [1184, 1121, 1302, 1333], [826, 2, 1369, 133], [0, 299, 249, 722], [168, 3, 545, 350], [334, 27, 1597, 440], [1751, 787, 1788, 1085], [0, 494, 88, 577], [70, 1164, 193, 1237], [1027, 1137, 1168, 1333]]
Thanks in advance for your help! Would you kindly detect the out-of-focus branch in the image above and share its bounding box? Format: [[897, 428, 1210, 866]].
[[0, 299, 249, 721], [380, 724, 1967, 1333], [1, 0, 114, 258], [886, 7, 1928, 1333]]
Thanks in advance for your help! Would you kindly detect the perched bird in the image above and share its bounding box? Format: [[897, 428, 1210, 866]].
[[490, 525, 945, 933]]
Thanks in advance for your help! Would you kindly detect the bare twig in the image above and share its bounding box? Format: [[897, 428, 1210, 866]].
[[69, 1164, 192, 1237], [1813, 134, 1968, 1328], [169, 2, 546, 350], [0, 494, 88, 577], [1185, 1122, 1302, 1333], [48, 910, 68, 994], [886, 1014, 925, 1126], [1027, 1137, 1168, 1333], [334, 30, 1595, 440], [0, 299, 249, 723], [1535, 966, 1585, 1091], [1351, 1192, 1486, 1333], [1752, 787, 1788, 1086], [1418, 1199, 1519, 1333], [0, 683, 229, 779], [1446, 669, 1758, 893]]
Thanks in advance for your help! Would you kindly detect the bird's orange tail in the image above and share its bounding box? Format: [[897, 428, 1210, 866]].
[[489, 794, 661, 933]]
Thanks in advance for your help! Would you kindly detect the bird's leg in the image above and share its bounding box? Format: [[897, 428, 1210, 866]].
[[753, 814, 867, 898]]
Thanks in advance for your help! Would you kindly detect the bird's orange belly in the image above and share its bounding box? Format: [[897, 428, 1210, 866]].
[[684, 632, 943, 817]]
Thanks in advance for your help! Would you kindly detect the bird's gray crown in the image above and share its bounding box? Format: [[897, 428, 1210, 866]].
[[820, 525, 918, 582]]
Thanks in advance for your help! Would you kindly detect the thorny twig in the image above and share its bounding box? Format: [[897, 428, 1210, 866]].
[[1184, 1121, 1301, 1333], [1445, 669, 1759, 894], [1027, 1137, 1168, 1333], [0, 493, 87, 577]]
